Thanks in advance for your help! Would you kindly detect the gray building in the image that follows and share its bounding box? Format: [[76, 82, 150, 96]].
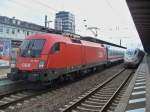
[[0, 16, 45, 40], [55, 11, 75, 33], [0, 16, 46, 66]]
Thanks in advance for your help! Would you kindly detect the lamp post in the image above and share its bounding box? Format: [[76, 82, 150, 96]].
[[44, 15, 53, 28]]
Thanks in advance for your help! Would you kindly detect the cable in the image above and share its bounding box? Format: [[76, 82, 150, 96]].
[[6, 0, 38, 13], [105, 0, 139, 38], [4, 0, 130, 36], [1, 0, 45, 23], [35, 0, 58, 12], [4, 0, 89, 29], [6, 0, 55, 15], [31, 0, 88, 33], [105, 0, 130, 24]]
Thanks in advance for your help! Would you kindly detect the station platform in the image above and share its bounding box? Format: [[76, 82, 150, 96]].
[[115, 55, 150, 112]]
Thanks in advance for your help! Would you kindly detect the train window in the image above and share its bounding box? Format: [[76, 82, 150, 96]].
[[126, 50, 134, 56], [20, 39, 45, 57], [51, 43, 60, 53], [32, 40, 45, 50]]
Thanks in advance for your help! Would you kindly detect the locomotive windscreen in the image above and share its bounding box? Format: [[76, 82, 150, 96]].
[[20, 39, 45, 57], [125, 49, 135, 56]]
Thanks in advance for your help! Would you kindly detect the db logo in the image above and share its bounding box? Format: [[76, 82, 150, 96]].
[[22, 63, 31, 67]]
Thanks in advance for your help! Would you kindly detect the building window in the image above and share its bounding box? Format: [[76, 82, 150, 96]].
[[6, 28, 9, 34], [17, 29, 20, 33], [0, 25, 3, 32], [12, 28, 15, 34], [27, 31, 29, 36]]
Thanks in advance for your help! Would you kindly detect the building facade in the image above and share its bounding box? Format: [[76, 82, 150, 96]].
[[0, 16, 46, 40], [55, 11, 75, 33], [0, 16, 46, 66]]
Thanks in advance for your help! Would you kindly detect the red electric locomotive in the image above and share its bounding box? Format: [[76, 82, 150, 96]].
[[8, 33, 108, 82]]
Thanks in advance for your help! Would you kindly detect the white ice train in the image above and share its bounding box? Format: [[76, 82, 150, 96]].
[[124, 48, 144, 68]]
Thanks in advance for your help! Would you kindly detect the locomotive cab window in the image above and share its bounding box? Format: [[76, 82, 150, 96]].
[[20, 39, 45, 57], [51, 43, 60, 53]]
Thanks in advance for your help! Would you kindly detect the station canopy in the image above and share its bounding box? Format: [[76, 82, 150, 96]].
[[126, 0, 150, 54]]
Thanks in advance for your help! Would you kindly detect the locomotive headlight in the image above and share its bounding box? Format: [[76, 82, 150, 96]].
[[39, 60, 45, 69], [10, 60, 16, 68]]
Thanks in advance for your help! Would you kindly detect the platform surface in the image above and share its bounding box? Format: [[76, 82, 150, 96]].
[[115, 55, 150, 112]]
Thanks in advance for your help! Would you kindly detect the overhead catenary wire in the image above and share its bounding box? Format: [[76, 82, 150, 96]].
[[35, 0, 58, 12], [3, 0, 131, 35], [3, 0, 58, 27], [5, 0, 42, 15], [31, 0, 131, 36], [5, 0, 56, 17], [4, 0, 112, 27], [104, 0, 131, 28]]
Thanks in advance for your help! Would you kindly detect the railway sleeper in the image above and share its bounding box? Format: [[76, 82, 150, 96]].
[[3, 97, 15, 102], [85, 100, 105, 104], [91, 95, 110, 99], [76, 106, 100, 112], [88, 98, 108, 102], [81, 102, 103, 108], [10, 95, 22, 99]]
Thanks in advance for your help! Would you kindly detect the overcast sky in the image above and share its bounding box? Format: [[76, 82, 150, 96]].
[[0, 0, 143, 49]]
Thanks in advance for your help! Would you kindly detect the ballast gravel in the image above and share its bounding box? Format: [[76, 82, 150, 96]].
[[6, 64, 124, 112]]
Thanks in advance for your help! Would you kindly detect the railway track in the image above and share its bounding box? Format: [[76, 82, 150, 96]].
[[0, 79, 50, 110], [0, 88, 51, 110], [0, 63, 126, 111], [0, 89, 33, 110], [59, 68, 134, 112]]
